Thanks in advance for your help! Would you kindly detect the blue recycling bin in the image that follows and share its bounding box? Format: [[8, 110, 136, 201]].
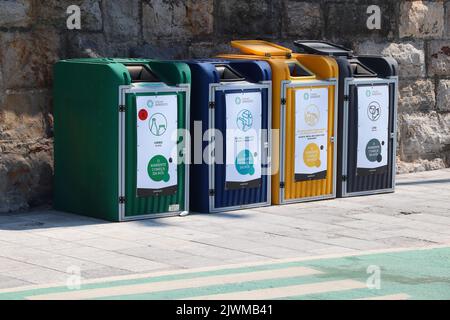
[[186, 59, 272, 213]]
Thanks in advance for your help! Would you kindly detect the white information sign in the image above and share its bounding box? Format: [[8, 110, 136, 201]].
[[356, 85, 389, 174], [225, 91, 262, 189], [294, 87, 329, 181], [136, 94, 178, 196]]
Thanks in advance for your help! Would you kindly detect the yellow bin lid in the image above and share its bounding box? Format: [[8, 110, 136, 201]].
[[231, 40, 292, 58]]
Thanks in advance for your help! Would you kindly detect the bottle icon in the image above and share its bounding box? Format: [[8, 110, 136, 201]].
[[149, 113, 168, 136]]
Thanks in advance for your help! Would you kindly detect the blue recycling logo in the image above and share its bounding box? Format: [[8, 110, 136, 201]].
[[236, 109, 253, 132], [235, 149, 255, 176]]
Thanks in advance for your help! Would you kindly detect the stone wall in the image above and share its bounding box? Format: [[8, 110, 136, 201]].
[[0, 0, 449, 212]]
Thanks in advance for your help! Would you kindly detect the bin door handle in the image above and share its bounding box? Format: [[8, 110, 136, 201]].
[[330, 136, 335, 143]]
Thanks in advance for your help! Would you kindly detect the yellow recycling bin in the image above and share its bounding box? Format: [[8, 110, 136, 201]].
[[218, 40, 339, 205]]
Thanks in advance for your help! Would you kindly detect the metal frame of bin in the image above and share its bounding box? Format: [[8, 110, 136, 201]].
[[218, 40, 339, 205], [118, 83, 191, 220], [340, 77, 398, 197], [294, 40, 399, 198], [187, 60, 272, 213], [208, 81, 272, 213], [186, 59, 272, 213], [54, 58, 191, 222], [279, 79, 338, 204]]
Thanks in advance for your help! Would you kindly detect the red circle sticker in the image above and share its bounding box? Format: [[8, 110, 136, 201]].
[[138, 109, 148, 121]]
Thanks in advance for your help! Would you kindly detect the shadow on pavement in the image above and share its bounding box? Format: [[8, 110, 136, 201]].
[[0, 207, 249, 231], [396, 178, 450, 186]]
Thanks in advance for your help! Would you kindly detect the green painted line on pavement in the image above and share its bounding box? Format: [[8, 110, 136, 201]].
[[1, 246, 450, 300], [95, 274, 344, 300], [295, 247, 450, 300], [0, 260, 319, 300]]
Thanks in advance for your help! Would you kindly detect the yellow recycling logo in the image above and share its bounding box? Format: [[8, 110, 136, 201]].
[[303, 143, 321, 168]]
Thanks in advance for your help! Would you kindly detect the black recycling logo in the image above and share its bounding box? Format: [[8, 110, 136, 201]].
[[367, 101, 381, 121], [366, 139, 383, 163]]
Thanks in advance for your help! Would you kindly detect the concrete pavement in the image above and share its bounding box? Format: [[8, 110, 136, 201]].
[[0, 169, 450, 297]]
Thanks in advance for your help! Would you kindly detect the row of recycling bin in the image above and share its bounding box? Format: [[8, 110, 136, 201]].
[[54, 40, 399, 221]]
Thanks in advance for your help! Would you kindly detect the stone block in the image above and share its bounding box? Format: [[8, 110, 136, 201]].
[[0, 30, 60, 90], [131, 41, 189, 60], [397, 158, 446, 174], [188, 41, 235, 59], [446, 1, 450, 37], [398, 112, 450, 163], [102, 0, 140, 41], [0, 90, 52, 141], [284, 1, 322, 38], [34, 0, 102, 31], [81, 0, 103, 31], [142, 0, 213, 40], [0, 67, 4, 106], [356, 41, 425, 79], [0, 88, 53, 213], [0, 0, 32, 28], [214, 0, 282, 37], [0, 140, 53, 213], [399, 80, 435, 113], [66, 33, 132, 58], [186, 0, 214, 36], [428, 40, 450, 77], [325, 1, 397, 41], [437, 80, 450, 112], [399, 1, 444, 39]]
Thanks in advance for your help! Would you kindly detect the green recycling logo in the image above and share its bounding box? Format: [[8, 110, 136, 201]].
[[235, 149, 255, 176], [148, 155, 170, 182], [147, 100, 154, 108], [235, 97, 242, 105], [304, 93, 310, 100], [366, 90, 372, 97]]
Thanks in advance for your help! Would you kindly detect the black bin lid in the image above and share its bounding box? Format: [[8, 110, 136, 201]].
[[293, 40, 353, 57], [214, 64, 245, 82]]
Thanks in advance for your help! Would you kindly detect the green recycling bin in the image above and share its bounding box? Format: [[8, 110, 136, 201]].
[[54, 58, 191, 221]]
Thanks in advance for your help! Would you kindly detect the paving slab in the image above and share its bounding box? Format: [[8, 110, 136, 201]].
[[0, 275, 32, 290], [1, 266, 71, 285]]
